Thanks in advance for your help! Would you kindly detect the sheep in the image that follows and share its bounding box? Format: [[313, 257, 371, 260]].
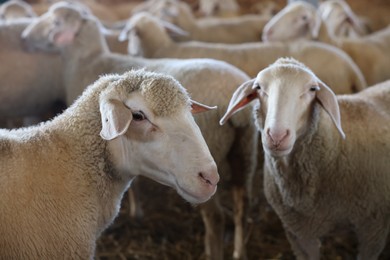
[[0, 20, 64, 125], [261, 1, 390, 85], [220, 57, 390, 260], [119, 12, 366, 95], [132, 0, 269, 43], [21, 3, 259, 260], [318, 0, 370, 38], [0, 69, 220, 258], [0, 19, 124, 129], [0, 0, 37, 23]]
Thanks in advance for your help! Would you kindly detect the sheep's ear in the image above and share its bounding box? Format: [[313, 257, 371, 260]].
[[128, 29, 143, 56], [100, 99, 133, 140], [190, 100, 217, 114], [219, 79, 257, 125], [118, 25, 130, 42], [309, 11, 322, 39], [316, 81, 346, 139], [160, 20, 189, 37]]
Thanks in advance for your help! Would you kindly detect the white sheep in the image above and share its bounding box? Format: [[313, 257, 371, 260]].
[[220, 57, 390, 260], [318, 0, 370, 38], [119, 12, 366, 95], [132, 0, 269, 43], [0, 0, 37, 23], [0, 20, 64, 127], [0, 69, 219, 258], [262, 1, 390, 85], [21, 3, 259, 260]]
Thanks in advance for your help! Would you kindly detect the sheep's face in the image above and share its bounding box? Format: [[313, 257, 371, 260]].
[[21, 4, 84, 52], [318, 0, 367, 38], [253, 66, 319, 157], [220, 58, 345, 158], [262, 2, 321, 42], [101, 73, 219, 204]]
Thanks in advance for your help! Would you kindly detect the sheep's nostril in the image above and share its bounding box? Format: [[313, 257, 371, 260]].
[[198, 171, 219, 186], [199, 172, 212, 185], [267, 128, 290, 146]]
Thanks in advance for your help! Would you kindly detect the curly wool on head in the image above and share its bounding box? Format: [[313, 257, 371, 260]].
[[101, 70, 190, 117]]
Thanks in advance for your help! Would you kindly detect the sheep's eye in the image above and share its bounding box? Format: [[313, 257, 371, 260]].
[[254, 83, 261, 90], [302, 15, 308, 21], [53, 19, 61, 26], [132, 111, 146, 121], [310, 86, 319, 91]]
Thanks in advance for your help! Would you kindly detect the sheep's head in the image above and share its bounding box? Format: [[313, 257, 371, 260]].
[[220, 58, 345, 158], [99, 70, 219, 204], [262, 1, 321, 42], [132, 0, 191, 27], [318, 0, 369, 38], [118, 12, 188, 56], [20, 1, 92, 52]]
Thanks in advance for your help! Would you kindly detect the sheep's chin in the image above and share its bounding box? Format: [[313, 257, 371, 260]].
[[264, 146, 293, 158], [177, 186, 217, 205]]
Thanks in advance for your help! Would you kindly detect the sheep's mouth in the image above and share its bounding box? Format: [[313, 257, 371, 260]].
[[176, 186, 215, 205], [175, 180, 217, 205], [264, 146, 293, 157]]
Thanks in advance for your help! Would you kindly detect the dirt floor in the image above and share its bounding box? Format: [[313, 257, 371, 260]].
[[96, 174, 390, 260], [92, 0, 390, 259]]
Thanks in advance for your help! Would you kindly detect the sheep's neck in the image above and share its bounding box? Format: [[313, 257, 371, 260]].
[[49, 83, 134, 234], [317, 21, 338, 46], [62, 19, 109, 64], [177, 8, 197, 32], [265, 107, 341, 210], [138, 23, 172, 58]]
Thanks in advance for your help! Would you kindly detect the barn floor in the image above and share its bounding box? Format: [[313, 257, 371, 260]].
[[93, 0, 390, 259], [96, 175, 390, 260]]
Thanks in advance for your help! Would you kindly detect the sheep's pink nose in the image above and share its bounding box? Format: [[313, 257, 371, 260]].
[[198, 167, 219, 187], [267, 128, 290, 147]]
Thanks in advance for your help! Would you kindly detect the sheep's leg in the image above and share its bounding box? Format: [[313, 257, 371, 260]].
[[356, 217, 389, 260], [228, 125, 258, 260], [232, 186, 245, 259], [285, 230, 320, 260], [200, 195, 225, 260]]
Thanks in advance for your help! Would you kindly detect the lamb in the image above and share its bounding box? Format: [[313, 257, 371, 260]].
[[220, 57, 390, 260], [262, 1, 390, 85], [0, 0, 37, 23], [132, 0, 269, 43], [21, 3, 258, 260], [0, 69, 220, 258], [119, 12, 366, 95], [318, 0, 370, 38]]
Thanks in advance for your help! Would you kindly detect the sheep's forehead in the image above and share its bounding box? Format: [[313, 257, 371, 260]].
[[117, 71, 190, 117], [51, 4, 81, 19], [258, 64, 316, 92]]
